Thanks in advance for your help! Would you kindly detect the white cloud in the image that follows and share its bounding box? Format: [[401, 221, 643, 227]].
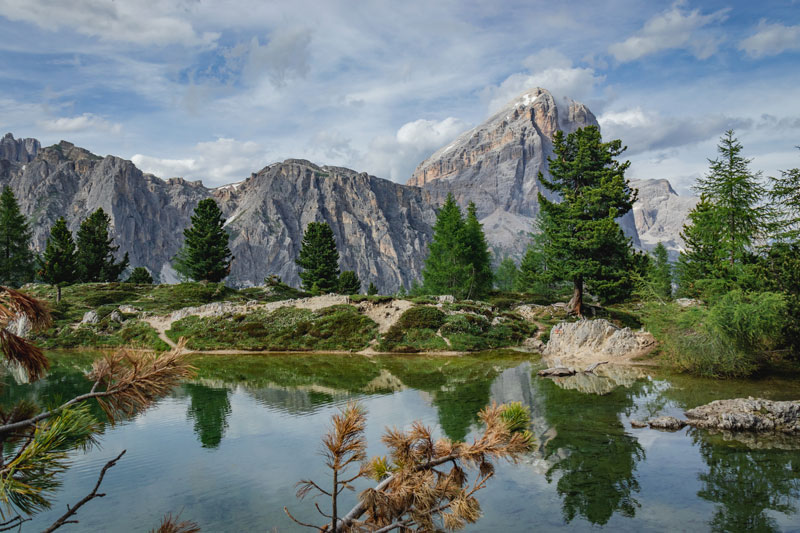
[[359, 117, 470, 182], [132, 137, 268, 186], [608, 2, 727, 62], [0, 0, 218, 47], [599, 107, 751, 155], [38, 113, 121, 134], [739, 21, 800, 58]]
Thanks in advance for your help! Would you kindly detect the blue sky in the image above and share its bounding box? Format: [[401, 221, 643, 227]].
[[0, 0, 798, 193]]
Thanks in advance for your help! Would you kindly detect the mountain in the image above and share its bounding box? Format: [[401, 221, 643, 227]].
[[629, 179, 698, 257], [408, 87, 642, 259], [0, 135, 434, 291]]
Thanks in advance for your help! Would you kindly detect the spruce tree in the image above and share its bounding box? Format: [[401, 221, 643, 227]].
[[676, 199, 725, 296], [338, 270, 361, 295], [126, 267, 154, 284], [367, 282, 378, 296], [461, 202, 493, 299], [421, 194, 470, 298], [515, 233, 555, 296], [648, 243, 673, 300], [296, 222, 340, 293], [537, 126, 636, 315], [769, 150, 800, 243], [76, 208, 129, 282], [694, 130, 765, 266], [0, 187, 35, 287], [173, 199, 233, 282], [494, 257, 519, 292], [38, 217, 78, 303]]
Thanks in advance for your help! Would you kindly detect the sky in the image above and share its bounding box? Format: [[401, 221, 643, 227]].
[[0, 0, 798, 193]]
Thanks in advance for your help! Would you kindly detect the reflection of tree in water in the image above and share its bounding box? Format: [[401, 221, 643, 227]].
[[185, 384, 231, 448], [539, 377, 647, 526], [695, 433, 800, 532]]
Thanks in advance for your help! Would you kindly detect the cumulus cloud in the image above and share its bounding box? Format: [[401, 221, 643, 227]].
[[359, 117, 470, 182], [38, 113, 121, 134], [132, 137, 268, 186], [608, 2, 727, 62], [739, 21, 800, 58], [0, 0, 218, 47], [484, 49, 604, 114]]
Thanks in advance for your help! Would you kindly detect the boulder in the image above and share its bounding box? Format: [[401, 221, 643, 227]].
[[685, 397, 800, 434], [118, 305, 138, 314], [537, 367, 576, 377], [81, 310, 99, 325], [109, 310, 124, 323], [6, 314, 31, 338], [648, 416, 687, 431], [630, 420, 648, 428], [543, 319, 656, 360], [436, 295, 455, 304]]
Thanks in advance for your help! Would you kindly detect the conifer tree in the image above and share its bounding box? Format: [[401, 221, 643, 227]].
[[694, 130, 765, 265], [296, 222, 340, 293], [769, 149, 800, 243], [515, 233, 553, 295], [367, 282, 378, 296], [461, 202, 493, 299], [536, 126, 636, 315], [421, 194, 470, 298], [494, 257, 519, 292], [648, 243, 673, 300], [76, 208, 129, 282], [38, 217, 78, 303], [126, 267, 154, 285], [338, 270, 361, 295], [173, 199, 233, 282], [0, 186, 35, 287], [676, 199, 725, 296]]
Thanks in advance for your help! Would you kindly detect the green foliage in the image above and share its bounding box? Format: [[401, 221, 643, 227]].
[[38, 217, 78, 289], [367, 282, 378, 296], [769, 149, 800, 242], [494, 257, 518, 292], [397, 306, 446, 330], [536, 126, 636, 313], [642, 291, 787, 377], [461, 202, 493, 298], [173, 199, 232, 282], [422, 194, 470, 297], [499, 402, 532, 434], [757, 242, 800, 358], [296, 222, 340, 293], [0, 186, 35, 286], [76, 208, 129, 282], [125, 266, 153, 284], [338, 270, 361, 294], [647, 243, 672, 300]]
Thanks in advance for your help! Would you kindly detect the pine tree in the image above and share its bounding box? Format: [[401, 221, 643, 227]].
[[76, 208, 129, 282], [461, 202, 493, 299], [126, 267, 154, 284], [648, 243, 673, 300], [338, 270, 361, 295], [515, 233, 554, 296], [173, 199, 233, 283], [421, 194, 471, 298], [296, 222, 340, 293], [537, 126, 636, 315], [0, 187, 35, 287], [769, 149, 800, 243], [494, 257, 519, 292], [694, 130, 766, 266], [38, 217, 78, 303], [367, 282, 378, 296], [676, 199, 725, 296]]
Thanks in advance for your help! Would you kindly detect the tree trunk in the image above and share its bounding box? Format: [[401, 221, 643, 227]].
[[568, 279, 583, 317], [56, 285, 61, 305]]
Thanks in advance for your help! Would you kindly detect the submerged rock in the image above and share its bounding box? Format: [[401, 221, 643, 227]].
[[648, 416, 687, 431], [537, 367, 576, 377], [685, 397, 800, 434]]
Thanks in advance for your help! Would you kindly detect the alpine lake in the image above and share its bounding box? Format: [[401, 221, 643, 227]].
[[5, 350, 800, 532]]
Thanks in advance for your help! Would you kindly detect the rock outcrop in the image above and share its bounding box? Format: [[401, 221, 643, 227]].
[[685, 397, 800, 434], [629, 178, 698, 257], [543, 319, 656, 363], [407, 88, 641, 259], [0, 135, 434, 292]]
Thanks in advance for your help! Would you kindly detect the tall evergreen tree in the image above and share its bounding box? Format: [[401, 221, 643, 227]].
[[38, 217, 78, 303], [461, 202, 493, 299], [338, 270, 361, 295], [648, 243, 673, 300], [494, 257, 519, 292], [694, 130, 766, 265], [0, 187, 35, 287], [537, 126, 636, 315], [421, 194, 471, 298], [296, 222, 340, 293], [76, 208, 129, 282], [676, 198, 725, 296], [173, 199, 233, 282], [769, 149, 800, 243]]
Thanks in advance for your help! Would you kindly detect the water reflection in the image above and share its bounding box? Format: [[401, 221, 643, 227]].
[[185, 384, 231, 448]]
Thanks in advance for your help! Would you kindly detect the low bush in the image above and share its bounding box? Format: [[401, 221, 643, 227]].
[[396, 306, 446, 330]]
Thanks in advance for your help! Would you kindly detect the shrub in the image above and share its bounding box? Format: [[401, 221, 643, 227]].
[[397, 306, 446, 330]]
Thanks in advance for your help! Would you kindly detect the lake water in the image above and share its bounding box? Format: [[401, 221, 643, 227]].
[[4, 351, 800, 532]]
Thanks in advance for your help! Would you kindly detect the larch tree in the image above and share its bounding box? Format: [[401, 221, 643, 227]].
[[421, 194, 470, 298], [337, 270, 361, 295], [76, 208, 129, 282], [769, 147, 800, 243], [648, 242, 673, 301], [537, 126, 637, 316], [0, 186, 35, 287], [296, 221, 340, 293], [173, 199, 233, 283], [462, 202, 493, 299], [38, 217, 78, 303]]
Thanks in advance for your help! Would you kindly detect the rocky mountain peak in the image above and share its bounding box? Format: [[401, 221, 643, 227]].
[[0, 133, 40, 163]]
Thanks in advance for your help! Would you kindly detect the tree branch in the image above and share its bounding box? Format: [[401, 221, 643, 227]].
[[41, 449, 126, 533]]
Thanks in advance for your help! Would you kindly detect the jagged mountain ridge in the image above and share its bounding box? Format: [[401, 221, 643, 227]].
[[0, 135, 435, 291]]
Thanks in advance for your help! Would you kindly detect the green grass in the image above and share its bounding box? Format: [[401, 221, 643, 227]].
[[167, 305, 378, 352], [37, 319, 170, 351]]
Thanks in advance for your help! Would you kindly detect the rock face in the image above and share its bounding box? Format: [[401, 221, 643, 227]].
[[0, 135, 434, 292], [629, 178, 698, 257], [543, 319, 656, 361], [685, 397, 800, 434], [407, 88, 641, 259]]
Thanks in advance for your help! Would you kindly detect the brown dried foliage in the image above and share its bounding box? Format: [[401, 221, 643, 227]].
[[0, 287, 51, 381], [150, 513, 201, 533]]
